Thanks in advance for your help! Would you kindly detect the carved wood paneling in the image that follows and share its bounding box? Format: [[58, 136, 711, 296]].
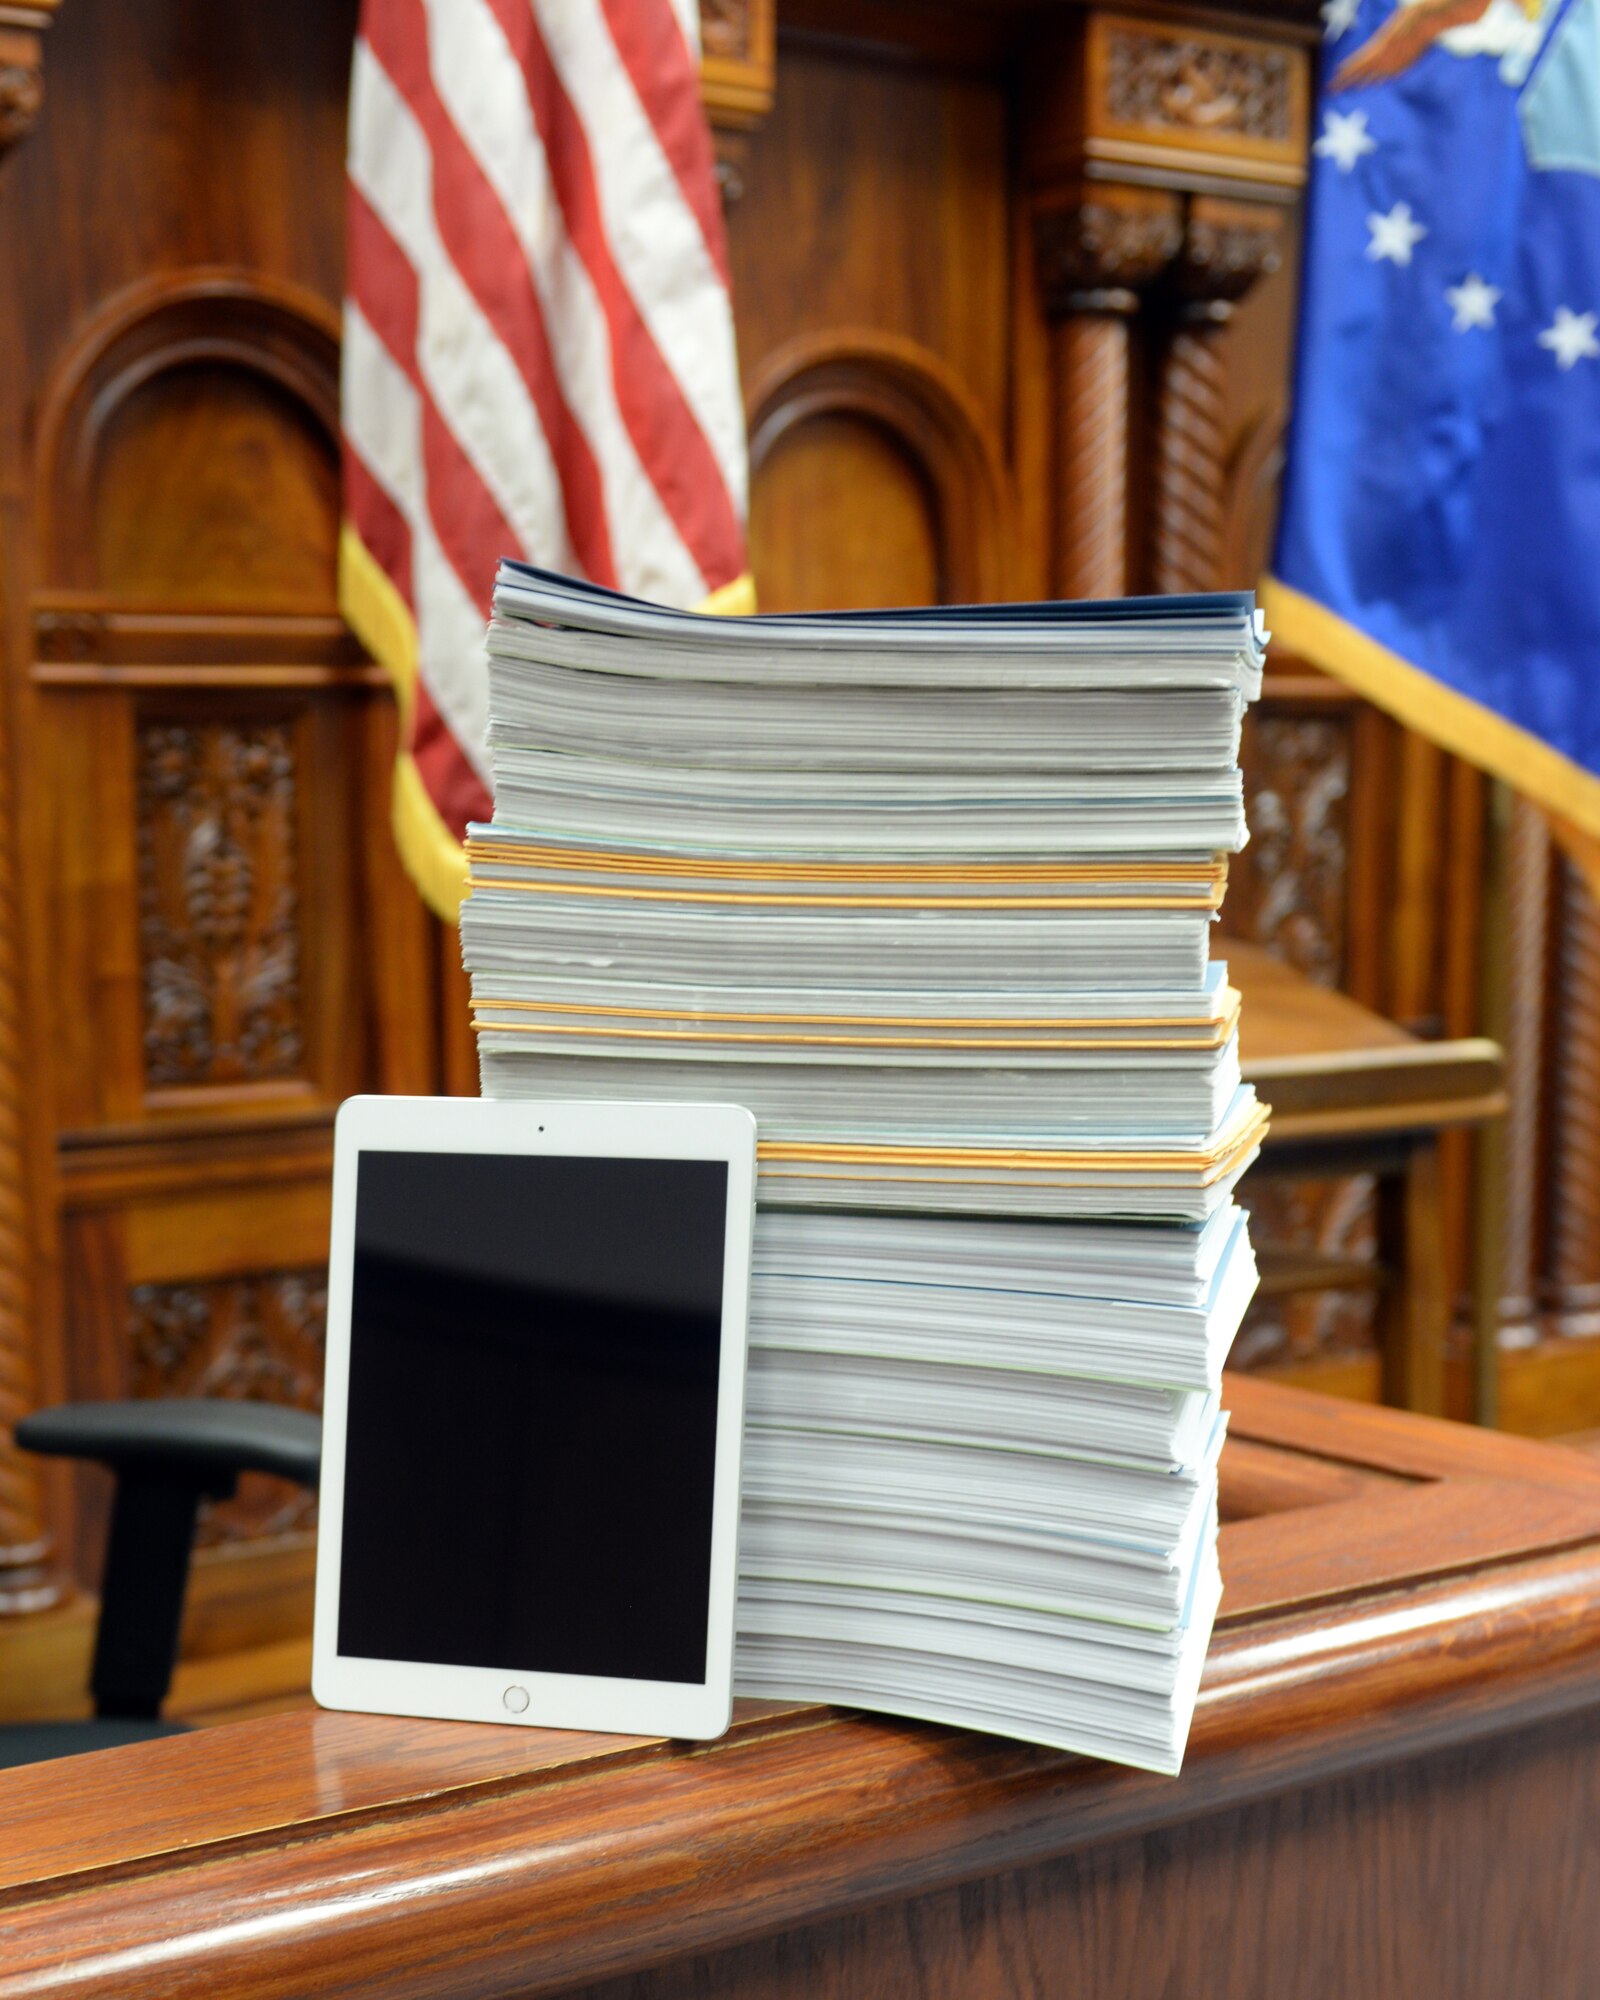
[[701, 0, 755, 63], [698, 0, 774, 141], [127, 1268, 325, 1546], [32, 609, 102, 662], [1032, 195, 1182, 316], [0, 0, 1586, 1681], [1222, 696, 1370, 1393], [0, 0, 419, 1662], [137, 719, 304, 1091], [0, 5, 58, 163], [1234, 1177, 1379, 1370], [1546, 857, 1600, 1336], [0, 47, 42, 156], [1226, 707, 1352, 988], [1498, 801, 1552, 1343], [1103, 27, 1293, 142], [0, 510, 54, 1613], [1081, 12, 1310, 192]]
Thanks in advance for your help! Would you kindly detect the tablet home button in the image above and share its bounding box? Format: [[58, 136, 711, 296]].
[[503, 1685, 530, 1714]]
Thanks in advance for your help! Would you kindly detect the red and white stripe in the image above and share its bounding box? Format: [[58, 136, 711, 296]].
[[342, 0, 748, 841]]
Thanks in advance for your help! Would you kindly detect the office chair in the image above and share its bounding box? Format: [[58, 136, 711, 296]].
[[0, 1399, 322, 1770]]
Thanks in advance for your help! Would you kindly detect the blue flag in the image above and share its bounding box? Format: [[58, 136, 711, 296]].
[[1265, 0, 1600, 839]]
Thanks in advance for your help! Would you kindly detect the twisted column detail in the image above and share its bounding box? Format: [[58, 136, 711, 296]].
[[1497, 799, 1552, 1342], [1032, 190, 1180, 602], [1548, 857, 1600, 1331], [1152, 309, 1229, 595], [1150, 199, 1282, 595]]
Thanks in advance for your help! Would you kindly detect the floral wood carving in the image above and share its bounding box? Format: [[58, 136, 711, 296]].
[[699, 0, 751, 61], [696, 0, 773, 137], [128, 1269, 326, 1544], [1105, 29, 1292, 143], [1033, 199, 1182, 317], [1179, 214, 1283, 306], [32, 609, 105, 661], [0, 9, 56, 160], [1232, 1177, 1379, 1370], [0, 61, 42, 154], [137, 719, 305, 1088], [1231, 714, 1351, 988]]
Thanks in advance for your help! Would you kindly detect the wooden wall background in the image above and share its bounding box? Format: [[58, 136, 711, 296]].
[[0, 0, 1596, 1687]]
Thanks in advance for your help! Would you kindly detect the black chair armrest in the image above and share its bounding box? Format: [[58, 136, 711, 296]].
[[14, 1400, 322, 1720], [16, 1399, 322, 1492]]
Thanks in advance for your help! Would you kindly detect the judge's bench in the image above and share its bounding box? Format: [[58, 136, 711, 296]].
[[1, 4, 1599, 1995], [5, 1379, 1600, 1997]]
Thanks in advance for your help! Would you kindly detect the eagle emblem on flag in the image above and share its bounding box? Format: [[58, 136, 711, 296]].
[[1332, 0, 1600, 178]]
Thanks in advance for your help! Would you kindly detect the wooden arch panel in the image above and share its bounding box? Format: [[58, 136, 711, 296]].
[[746, 331, 1016, 612], [33, 269, 342, 608]]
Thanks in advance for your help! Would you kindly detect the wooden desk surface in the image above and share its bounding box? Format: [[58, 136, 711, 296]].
[[1223, 939, 1505, 1140], [5, 1380, 1600, 1999]]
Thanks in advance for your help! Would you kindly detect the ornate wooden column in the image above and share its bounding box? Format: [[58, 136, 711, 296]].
[[0, 539, 56, 1612], [1495, 798, 1552, 1347], [1546, 856, 1600, 1337], [0, 6, 54, 152], [697, 0, 775, 206], [0, 0, 61, 1614], [1034, 191, 1179, 599], [1153, 198, 1284, 594], [1022, 10, 1309, 601]]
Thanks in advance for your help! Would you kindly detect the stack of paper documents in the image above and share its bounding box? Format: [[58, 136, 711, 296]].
[[737, 1204, 1248, 1771], [464, 565, 1269, 1774]]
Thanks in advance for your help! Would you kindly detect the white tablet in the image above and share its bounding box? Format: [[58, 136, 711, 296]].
[[312, 1095, 757, 1740]]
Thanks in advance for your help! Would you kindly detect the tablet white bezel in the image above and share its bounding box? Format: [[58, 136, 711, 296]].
[[312, 1094, 757, 1741]]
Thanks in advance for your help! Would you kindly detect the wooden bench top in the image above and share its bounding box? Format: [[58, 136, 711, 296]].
[[3, 1378, 1598, 1998]]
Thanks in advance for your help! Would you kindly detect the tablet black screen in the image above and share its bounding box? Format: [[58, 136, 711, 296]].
[[336, 1150, 728, 1684]]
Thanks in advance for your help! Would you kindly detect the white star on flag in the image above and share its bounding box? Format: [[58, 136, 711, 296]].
[[1322, 0, 1361, 38], [1446, 274, 1501, 331], [1314, 109, 1377, 173], [1539, 307, 1600, 370], [1366, 203, 1427, 267]]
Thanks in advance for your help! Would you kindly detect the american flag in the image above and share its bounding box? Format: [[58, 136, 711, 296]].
[[339, 0, 751, 918]]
